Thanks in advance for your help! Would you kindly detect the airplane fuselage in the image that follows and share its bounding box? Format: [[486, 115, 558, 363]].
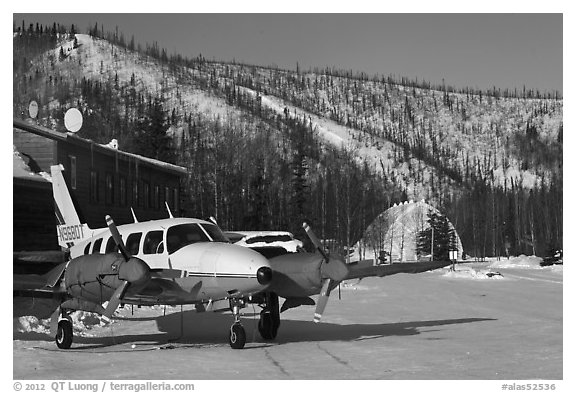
[[66, 218, 271, 306]]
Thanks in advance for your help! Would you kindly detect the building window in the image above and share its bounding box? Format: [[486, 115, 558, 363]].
[[173, 187, 179, 215], [165, 186, 170, 208], [132, 180, 139, 207], [105, 173, 114, 205], [69, 156, 77, 190], [90, 170, 99, 203], [154, 185, 160, 210], [143, 181, 150, 209], [119, 177, 127, 206]]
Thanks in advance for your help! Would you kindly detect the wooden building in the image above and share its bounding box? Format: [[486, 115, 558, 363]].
[[13, 118, 187, 251]]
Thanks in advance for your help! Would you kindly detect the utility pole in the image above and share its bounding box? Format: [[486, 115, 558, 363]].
[[431, 225, 434, 262]]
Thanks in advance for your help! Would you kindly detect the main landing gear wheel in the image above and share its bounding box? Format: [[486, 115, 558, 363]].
[[258, 292, 280, 340], [228, 323, 246, 349], [258, 311, 276, 340], [56, 319, 73, 349]]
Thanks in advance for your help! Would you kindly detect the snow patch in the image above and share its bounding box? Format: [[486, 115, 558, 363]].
[[13, 146, 51, 181], [442, 266, 506, 280], [15, 316, 50, 335], [488, 255, 544, 269], [14, 311, 113, 337], [543, 264, 563, 274]]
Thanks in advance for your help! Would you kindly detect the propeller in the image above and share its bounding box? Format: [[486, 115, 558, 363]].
[[302, 222, 349, 323], [106, 215, 130, 261], [103, 215, 151, 318]]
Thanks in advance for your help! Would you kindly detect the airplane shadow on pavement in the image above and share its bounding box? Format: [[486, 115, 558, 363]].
[[14, 308, 496, 350]]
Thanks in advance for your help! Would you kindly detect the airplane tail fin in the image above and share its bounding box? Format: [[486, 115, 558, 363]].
[[51, 164, 92, 248]]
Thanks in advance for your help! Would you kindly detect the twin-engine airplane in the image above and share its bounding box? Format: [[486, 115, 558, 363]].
[[14, 165, 272, 349], [14, 165, 452, 349]]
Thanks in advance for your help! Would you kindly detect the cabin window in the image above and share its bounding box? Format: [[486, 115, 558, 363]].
[[105, 236, 118, 253], [92, 238, 103, 254], [69, 156, 77, 190], [143, 230, 164, 254], [166, 224, 209, 254], [90, 171, 99, 203], [126, 232, 142, 255], [119, 177, 127, 206], [83, 242, 91, 255], [105, 173, 114, 205]]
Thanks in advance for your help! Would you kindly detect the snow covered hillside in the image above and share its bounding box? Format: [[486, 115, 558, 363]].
[[15, 33, 562, 200], [13, 29, 563, 257]]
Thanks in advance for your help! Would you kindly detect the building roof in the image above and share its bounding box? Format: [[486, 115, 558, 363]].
[[13, 118, 187, 175]]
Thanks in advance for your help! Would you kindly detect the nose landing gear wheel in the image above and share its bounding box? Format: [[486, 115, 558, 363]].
[[228, 323, 246, 349], [56, 319, 73, 349]]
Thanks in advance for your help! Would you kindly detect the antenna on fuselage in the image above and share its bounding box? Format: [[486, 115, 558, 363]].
[[165, 202, 174, 218], [208, 216, 218, 225], [130, 207, 139, 223]]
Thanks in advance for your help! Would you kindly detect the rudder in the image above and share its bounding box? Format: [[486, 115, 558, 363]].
[[50, 165, 91, 248]]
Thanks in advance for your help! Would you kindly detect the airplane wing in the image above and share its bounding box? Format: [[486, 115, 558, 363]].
[[344, 259, 453, 281], [120, 277, 203, 307], [13, 263, 68, 299]]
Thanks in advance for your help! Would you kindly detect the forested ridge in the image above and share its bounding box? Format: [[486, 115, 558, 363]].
[[13, 21, 563, 258]]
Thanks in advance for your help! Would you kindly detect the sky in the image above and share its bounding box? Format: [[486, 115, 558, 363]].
[[12, 12, 563, 94]]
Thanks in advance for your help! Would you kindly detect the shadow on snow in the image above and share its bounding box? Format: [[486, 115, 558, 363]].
[[14, 309, 496, 351]]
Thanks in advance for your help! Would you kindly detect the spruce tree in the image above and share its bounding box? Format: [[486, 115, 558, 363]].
[[133, 98, 173, 163], [417, 210, 456, 261]]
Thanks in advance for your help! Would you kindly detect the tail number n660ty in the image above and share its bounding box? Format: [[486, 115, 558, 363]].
[[57, 224, 85, 242]]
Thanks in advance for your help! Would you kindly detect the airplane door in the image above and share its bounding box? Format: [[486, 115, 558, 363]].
[[140, 230, 167, 269]]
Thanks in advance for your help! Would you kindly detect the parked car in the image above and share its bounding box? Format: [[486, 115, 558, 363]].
[[224, 231, 304, 256]]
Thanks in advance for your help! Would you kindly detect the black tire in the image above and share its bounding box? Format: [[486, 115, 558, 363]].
[[56, 320, 73, 349], [258, 311, 277, 340], [269, 292, 281, 332], [228, 323, 246, 349]]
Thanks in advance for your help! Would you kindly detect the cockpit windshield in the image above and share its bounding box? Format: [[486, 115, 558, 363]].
[[166, 224, 210, 254], [200, 224, 230, 243], [166, 223, 230, 254]]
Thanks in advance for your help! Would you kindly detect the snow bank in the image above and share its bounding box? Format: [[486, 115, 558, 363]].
[[340, 279, 374, 291], [544, 264, 563, 274], [15, 316, 51, 335], [442, 266, 506, 280], [14, 311, 112, 337], [13, 145, 52, 181], [488, 255, 544, 269]]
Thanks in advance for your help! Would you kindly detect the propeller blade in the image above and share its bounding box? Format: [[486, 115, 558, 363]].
[[302, 222, 328, 260], [314, 279, 333, 323], [104, 280, 130, 318], [106, 215, 130, 261], [50, 306, 60, 337]]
